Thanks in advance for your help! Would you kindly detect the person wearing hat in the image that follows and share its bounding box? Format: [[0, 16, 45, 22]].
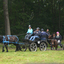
[[40, 28, 48, 41], [27, 25, 33, 34], [25, 25, 33, 39], [55, 32, 62, 48], [29, 27, 41, 41]]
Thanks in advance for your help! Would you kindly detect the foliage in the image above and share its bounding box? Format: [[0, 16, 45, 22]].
[[0, 0, 64, 36]]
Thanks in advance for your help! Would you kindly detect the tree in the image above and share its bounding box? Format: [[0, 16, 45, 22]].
[[3, 0, 11, 35], [0, 0, 63, 36], [59, 0, 60, 31]]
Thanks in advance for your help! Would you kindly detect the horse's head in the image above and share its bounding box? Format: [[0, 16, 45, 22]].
[[48, 35, 52, 39], [0, 36, 3, 43], [48, 33, 56, 39], [52, 33, 55, 37]]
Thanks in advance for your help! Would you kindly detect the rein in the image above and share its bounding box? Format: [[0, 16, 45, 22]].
[[47, 39, 55, 40], [16, 33, 26, 36], [0, 33, 26, 37]]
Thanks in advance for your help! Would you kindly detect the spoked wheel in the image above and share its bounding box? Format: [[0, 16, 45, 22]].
[[39, 42, 47, 51], [63, 44, 64, 50], [29, 42, 37, 52], [21, 45, 27, 51]]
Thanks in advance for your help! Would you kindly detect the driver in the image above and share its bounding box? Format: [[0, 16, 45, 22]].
[[25, 25, 33, 39], [27, 25, 33, 34], [29, 27, 41, 41]]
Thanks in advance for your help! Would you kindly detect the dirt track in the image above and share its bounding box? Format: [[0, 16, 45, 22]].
[[47, 48, 64, 51]]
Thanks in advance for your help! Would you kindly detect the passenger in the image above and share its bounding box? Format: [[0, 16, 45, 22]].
[[46, 29, 50, 36], [46, 29, 50, 44], [31, 29, 36, 36], [25, 25, 33, 39], [33, 29, 36, 33], [55, 32, 62, 48], [29, 27, 41, 41], [40, 29, 48, 41]]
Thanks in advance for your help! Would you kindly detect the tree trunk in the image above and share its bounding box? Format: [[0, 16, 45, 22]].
[[3, 0, 11, 35], [59, 0, 60, 31]]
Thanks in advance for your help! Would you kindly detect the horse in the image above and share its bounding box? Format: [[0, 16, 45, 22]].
[[48, 33, 58, 50], [0, 35, 21, 52]]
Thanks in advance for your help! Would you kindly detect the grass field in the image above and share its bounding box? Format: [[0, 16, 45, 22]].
[[0, 41, 64, 64]]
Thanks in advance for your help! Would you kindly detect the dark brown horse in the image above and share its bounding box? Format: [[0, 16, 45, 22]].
[[0, 35, 21, 52], [48, 33, 58, 50]]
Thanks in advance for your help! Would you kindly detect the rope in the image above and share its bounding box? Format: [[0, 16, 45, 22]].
[[0, 33, 26, 37], [16, 33, 26, 36]]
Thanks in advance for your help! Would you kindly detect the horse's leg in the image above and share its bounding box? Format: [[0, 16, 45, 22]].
[[2, 44, 5, 52], [51, 43, 53, 50], [18, 44, 21, 51], [50, 40, 53, 50], [52, 41, 55, 50], [51, 40, 54, 50], [55, 40, 58, 50], [16, 44, 21, 51], [51, 45, 54, 50], [14, 44, 18, 52], [55, 46, 57, 50], [16, 44, 19, 51], [54, 42, 57, 50], [5, 44, 8, 52]]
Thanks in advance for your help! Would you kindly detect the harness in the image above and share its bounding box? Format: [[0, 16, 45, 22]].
[[3, 36, 9, 45], [3, 35, 19, 45]]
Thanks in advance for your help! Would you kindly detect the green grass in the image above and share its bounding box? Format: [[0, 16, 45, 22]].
[[0, 41, 64, 64], [0, 48, 64, 64]]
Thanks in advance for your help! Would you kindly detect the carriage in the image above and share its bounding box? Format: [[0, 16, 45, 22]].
[[21, 33, 48, 51], [25, 38, 47, 51], [1, 33, 64, 52], [0, 34, 48, 52], [24, 33, 64, 51]]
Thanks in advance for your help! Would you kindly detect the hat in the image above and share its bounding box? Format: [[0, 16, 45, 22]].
[[29, 25, 31, 27], [41, 28, 44, 31], [36, 27, 40, 30], [56, 32, 59, 34], [33, 29, 36, 31]]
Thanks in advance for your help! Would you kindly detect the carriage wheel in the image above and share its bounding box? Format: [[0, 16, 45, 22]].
[[39, 42, 47, 51], [63, 44, 64, 50], [29, 42, 37, 51], [21, 45, 27, 51]]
